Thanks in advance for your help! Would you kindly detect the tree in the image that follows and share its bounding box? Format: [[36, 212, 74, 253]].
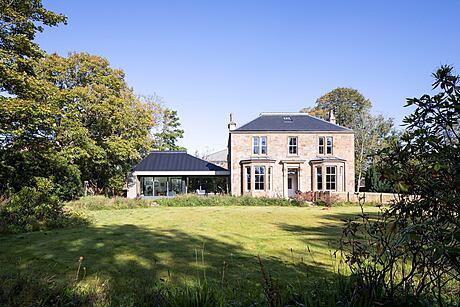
[[0, 52, 161, 197], [301, 87, 372, 126], [0, 0, 66, 96], [153, 108, 185, 151], [302, 88, 397, 191], [340, 66, 460, 305]]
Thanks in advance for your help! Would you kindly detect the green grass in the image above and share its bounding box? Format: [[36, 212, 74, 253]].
[[0, 203, 378, 304]]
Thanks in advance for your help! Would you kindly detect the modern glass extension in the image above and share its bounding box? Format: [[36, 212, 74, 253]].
[[140, 176, 228, 197]]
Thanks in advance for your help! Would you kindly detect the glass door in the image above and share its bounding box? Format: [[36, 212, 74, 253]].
[[142, 177, 154, 196]]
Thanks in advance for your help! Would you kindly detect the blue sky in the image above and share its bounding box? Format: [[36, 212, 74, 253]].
[[37, 1, 460, 154]]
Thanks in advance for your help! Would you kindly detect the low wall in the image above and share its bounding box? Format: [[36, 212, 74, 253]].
[[331, 191, 407, 204]]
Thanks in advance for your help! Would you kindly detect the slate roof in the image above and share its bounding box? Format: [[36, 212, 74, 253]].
[[204, 149, 227, 162], [134, 151, 228, 172], [234, 113, 351, 132]]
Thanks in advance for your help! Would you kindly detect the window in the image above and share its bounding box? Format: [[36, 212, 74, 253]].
[[319, 136, 333, 155], [288, 177, 292, 189], [252, 137, 259, 155], [318, 137, 324, 154], [326, 137, 333, 154], [254, 166, 265, 190], [261, 136, 267, 154], [246, 166, 251, 191], [316, 167, 323, 191], [252, 136, 267, 155], [268, 167, 272, 190], [326, 166, 336, 191], [288, 137, 298, 155]]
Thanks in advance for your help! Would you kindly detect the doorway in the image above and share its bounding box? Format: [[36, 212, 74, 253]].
[[287, 168, 298, 197]]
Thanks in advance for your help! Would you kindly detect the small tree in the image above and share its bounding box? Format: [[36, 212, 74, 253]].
[[153, 108, 185, 151]]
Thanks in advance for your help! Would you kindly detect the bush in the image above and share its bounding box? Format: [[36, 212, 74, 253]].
[[66, 196, 154, 211], [0, 187, 88, 234], [155, 195, 297, 207]]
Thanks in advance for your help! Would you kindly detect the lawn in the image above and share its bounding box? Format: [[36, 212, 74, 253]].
[[0, 205, 377, 303]]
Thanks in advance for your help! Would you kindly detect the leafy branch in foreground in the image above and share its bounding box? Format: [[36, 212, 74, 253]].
[[338, 66, 460, 306]]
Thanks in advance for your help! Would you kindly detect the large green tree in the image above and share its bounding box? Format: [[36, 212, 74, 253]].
[[0, 0, 66, 95], [302, 87, 397, 191], [1, 52, 161, 197]]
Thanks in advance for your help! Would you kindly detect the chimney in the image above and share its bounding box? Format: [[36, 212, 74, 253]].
[[328, 109, 336, 124], [228, 113, 236, 130]]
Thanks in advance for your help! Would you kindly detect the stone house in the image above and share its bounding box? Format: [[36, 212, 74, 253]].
[[227, 112, 354, 198], [127, 111, 354, 199]]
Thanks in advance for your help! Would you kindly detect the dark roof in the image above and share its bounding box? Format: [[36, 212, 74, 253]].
[[234, 113, 351, 132], [133, 151, 228, 172]]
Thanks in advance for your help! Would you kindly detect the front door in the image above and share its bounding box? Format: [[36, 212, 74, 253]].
[[287, 173, 298, 197]]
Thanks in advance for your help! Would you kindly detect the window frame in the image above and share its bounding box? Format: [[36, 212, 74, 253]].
[[326, 136, 333, 155], [252, 136, 267, 155], [246, 166, 251, 191], [254, 166, 265, 190], [260, 136, 267, 155], [268, 166, 272, 190], [318, 137, 325, 155], [288, 136, 298, 155], [325, 166, 337, 191], [316, 166, 323, 191], [252, 137, 259, 155]]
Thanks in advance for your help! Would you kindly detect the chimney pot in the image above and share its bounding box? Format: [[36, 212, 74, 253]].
[[228, 113, 236, 130], [328, 110, 336, 124]]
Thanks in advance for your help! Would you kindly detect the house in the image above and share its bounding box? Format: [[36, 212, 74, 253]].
[[227, 112, 354, 198], [203, 149, 228, 169], [126, 151, 229, 198], [127, 111, 354, 199]]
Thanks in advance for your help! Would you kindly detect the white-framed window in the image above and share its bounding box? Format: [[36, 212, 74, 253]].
[[252, 136, 267, 155], [268, 166, 272, 190], [318, 137, 325, 154], [326, 166, 336, 191], [252, 137, 259, 155], [261, 136, 267, 154], [319, 136, 333, 155], [254, 166, 265, 190], [326, 137, 333, 154], [316, 166, 323, 191], [288, 137, 298, 155], [246, 166, 251, 191]]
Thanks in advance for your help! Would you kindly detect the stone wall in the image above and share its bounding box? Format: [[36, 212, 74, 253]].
[[228, 131, 355, 197], [331, 191, 413, 204]]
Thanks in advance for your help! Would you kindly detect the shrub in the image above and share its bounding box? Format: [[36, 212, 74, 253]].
[[155, 195, 297, 207], [0, 187, 88, 234]]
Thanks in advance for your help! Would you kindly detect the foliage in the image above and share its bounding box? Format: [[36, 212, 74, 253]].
[[365, 164, 393, 192], [301, 87, 372, 126], [153, 107, 185, 151], [0, 0, 67, 95], [301, 88, 398, 191], [66, 195, 154, 211], [339, 66, 460, 305], [0, 186, 88, 233], [155, 194, 297, 207], [66, 195, 300, 210], [1, 52, 162, 196]]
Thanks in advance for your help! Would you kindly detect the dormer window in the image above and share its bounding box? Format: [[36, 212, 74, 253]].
[[252, 136, 267, 155]]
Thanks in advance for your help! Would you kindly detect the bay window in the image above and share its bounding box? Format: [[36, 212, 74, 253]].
[[254, 166, 265, 190], [325, 166, 336, 191]]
